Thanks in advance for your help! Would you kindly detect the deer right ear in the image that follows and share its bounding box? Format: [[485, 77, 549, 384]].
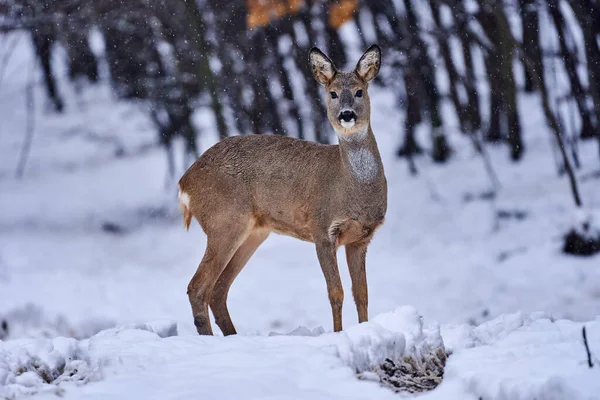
[[309, 47, 337, 86], [355, 44, 381, 83]]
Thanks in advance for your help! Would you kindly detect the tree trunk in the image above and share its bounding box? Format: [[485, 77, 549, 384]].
[[519, 0, 543, 93], [548, 0, 598, 140], [429, 0, 469, 133], [404, 0, 450, 162], [479, 5, 524, 160], [569, 0, 600, 154], [30, 27, 64, 112]]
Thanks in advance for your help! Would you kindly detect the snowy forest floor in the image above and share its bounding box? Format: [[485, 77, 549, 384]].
[[1, 31, 600, 399]]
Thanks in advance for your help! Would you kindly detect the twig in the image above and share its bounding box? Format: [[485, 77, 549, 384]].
[[471, 128, 501, 192], [15, 58, 36, 179], [583, 326, 594, 368]]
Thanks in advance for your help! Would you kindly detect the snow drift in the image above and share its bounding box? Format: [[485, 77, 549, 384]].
[[1, 307, 599, 400]]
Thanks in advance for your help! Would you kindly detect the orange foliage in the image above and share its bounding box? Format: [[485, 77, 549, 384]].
[[329, 0, 358, 29], [247, 0, 305, 29], [246, 0, 358, 29]]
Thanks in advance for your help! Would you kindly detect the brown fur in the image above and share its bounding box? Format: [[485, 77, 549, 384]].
[[179, 45, 387, 335]]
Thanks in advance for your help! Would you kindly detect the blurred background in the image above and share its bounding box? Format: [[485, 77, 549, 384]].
[[0, 0, 599, 340]]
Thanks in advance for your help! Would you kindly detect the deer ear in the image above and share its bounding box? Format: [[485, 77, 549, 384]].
[[309, 47, 337, 86], [355, 44, 381, 82]]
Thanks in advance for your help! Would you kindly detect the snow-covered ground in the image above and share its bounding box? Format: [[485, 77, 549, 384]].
[[1, 30, 600, 399], [2, 308, 599, 399]]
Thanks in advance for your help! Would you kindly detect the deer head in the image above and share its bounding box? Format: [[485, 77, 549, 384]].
[[309, 45, 381, 139]]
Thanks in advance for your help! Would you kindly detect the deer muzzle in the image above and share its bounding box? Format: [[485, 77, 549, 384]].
[[339, 110, 357, 128]]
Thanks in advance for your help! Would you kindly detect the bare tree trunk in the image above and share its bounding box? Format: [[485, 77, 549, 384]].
[[547, 0, 598, 140], [181, 0, 228, 140], [297, 5, 330, 143], [519, 0, 543, 93], [452, 0, 482, 133], [404, 0, 450, 163], [479, 5, 524, 160], [266, 24, 304, 138], [30, 27, 63, 112], [397, 66, 423, 164], [569, 0, 600, 155], [429, 0, 469, 133]]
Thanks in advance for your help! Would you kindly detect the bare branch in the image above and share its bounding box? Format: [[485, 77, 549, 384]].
[[583, 326, 594, 368]]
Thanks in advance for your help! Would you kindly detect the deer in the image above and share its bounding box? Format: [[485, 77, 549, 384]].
[[178, 45, 387, 336]]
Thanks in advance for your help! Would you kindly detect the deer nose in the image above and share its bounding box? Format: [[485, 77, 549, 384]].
[[339, 110, 356, 122]]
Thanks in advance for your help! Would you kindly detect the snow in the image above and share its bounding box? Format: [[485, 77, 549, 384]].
[[1, 27, 600, 399], [1, 308, 598, 399], [569, 209, 600, 241]]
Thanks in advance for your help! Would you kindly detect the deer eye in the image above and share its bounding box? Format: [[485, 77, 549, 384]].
[[330, 91, 338, 99], [355, 90, 363, 98]]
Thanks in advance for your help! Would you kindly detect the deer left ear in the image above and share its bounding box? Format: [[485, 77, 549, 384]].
[[309, 47, 338, 86], [355, 44, 381, 83]]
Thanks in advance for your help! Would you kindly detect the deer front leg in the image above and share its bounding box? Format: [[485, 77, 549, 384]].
[[345, 241, 369, 323], [315, 238, 344, 332]]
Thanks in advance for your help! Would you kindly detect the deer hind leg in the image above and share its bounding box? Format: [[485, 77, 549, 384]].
[[345, 241, 369, 323], [315, 237, 344, 332], [187, 221, 252, 335], [210, 229, 269, 336]]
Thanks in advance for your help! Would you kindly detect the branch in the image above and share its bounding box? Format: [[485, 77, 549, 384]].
[[583, 326, 594, 368]]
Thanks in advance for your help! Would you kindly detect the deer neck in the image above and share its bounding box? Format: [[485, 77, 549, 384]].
[[337, 125, 383, 185]]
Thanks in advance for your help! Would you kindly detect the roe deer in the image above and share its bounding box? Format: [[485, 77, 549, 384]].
[[178, 45, 387, 335]]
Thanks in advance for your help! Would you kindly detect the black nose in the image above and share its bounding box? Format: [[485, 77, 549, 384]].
[[339, 110, 357, 122]]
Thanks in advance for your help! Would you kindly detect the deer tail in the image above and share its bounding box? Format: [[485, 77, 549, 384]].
[[178, 183, 192, 231]]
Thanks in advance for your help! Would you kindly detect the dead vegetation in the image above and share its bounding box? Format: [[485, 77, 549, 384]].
[[372, 348, 449, 394]]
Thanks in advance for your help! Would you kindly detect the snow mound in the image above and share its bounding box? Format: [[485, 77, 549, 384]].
[[0, 336, 97, 398], [439, 312, 600, 400], [114, 320, 178, 338], [368, 307, 447, 392], [0, 304, 114, 341], [271, 306, 447, 393]]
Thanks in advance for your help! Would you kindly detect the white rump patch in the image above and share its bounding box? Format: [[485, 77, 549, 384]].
[[341, 120, 355, 129], [178, 186, 190, 209], [347, 147, 379, 183]]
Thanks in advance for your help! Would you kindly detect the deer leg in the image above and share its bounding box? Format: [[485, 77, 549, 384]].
[[187, 224, 250, 335], [345, 241, 369, 323], [315, 238, 344, 332], [210, 230, 269, 336]]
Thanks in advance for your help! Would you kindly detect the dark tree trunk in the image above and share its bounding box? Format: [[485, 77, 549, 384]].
[[462, 40, 482, 132], [519, 0, 543, 93], [404, 0, 450, 163], [297, 6, 330, 143], [101, 11, 164, 100], [63, 27, 98, 83], [30, 27, 64, 112], [479, 5, 524, 160], [548, 0, 598, 140], [266, 24, 304, 138], [451, 0, 482, 133], [569, 0, 600, 153], [429, 0, 469, 133], [397, 66, 424, 162], [179, 0, 228, 141]]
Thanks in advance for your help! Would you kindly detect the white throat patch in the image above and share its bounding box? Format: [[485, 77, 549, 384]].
[[346, 147, 379, 182]]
